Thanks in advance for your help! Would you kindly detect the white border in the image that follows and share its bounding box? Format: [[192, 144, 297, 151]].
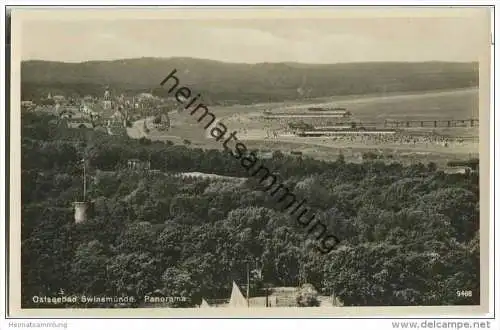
[[1, 1, 498, 329]]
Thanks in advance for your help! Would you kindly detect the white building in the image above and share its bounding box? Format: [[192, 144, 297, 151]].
[[53, 95, 65, 102]]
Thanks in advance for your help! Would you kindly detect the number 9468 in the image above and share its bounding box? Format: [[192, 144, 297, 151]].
[[456, 290, 473, 297]]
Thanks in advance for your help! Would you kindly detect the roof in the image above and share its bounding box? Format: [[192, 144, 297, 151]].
[[444, 167, 472, 174], [200, 299, 210, 308], [139, 93, 154, 98], [68, 122, 93, 129], [112, 111, 124, 119], [228, 282, 247, 307], [264, 114, 346, 118]]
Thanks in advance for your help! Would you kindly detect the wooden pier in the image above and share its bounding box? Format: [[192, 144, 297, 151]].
[[280, 118, 479, 129], [383, 118, 478, 128]]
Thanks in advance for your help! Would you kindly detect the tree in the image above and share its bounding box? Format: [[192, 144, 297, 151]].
[[20, 110, 480, 308], [116, 221, 157, 254], [70, 240, 109, 295], [296, 283, 320, 307], [107, 252, 161, 299], [157, 267, 198, 307]]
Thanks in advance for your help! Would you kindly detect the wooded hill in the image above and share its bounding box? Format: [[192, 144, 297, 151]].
[[21, 58, 479, 104]]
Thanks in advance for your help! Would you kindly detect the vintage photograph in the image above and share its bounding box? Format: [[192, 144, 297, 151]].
[[9, 7, 491, 316]]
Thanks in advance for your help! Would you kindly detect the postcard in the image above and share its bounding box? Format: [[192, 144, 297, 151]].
[[7, 6, 492, 318]]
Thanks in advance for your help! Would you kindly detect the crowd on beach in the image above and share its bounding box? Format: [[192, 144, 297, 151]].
[[321, 133, 475, 147], [256, 128, 477, 148], [219, 116, 477, 148]]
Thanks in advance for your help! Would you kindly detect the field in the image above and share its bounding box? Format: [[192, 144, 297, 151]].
[[129, 88, 480, 167]]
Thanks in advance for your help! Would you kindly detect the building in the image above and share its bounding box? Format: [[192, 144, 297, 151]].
[[58, 110, 73, 120], [103, 87, 112, 110], [138, 92, 155, 100], [257, 151, 274, 159], [296, 129, 397, 137], [264, 112, 348, 119], [290, 151, 303, 157], [73, 201, 90, 223], [444, 166, 473, 175], [307, 107, 351, 117], [80, 104, 90, 114], [65, 120, 94, 129], [127, 159, 151, 171], [21, 100, 36, 110], [53, 95, 66, 103], [152, 113, 170, 131], [108, 109, 126, 128], [263, 109, 353, 128]]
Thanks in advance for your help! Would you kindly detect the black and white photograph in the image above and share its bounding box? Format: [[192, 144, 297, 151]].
[[6, 6, 493, 319]]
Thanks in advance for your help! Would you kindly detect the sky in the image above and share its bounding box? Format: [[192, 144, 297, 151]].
[[20, 12, 490, 64]]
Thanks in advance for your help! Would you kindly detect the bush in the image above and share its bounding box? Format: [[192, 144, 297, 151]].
[[295, 283, 320, 307]]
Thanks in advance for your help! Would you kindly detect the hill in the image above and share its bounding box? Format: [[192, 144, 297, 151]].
[[21, 57, 479, 104]]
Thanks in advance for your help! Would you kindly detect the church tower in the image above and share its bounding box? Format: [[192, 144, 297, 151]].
[[103, 86, 112, 110]]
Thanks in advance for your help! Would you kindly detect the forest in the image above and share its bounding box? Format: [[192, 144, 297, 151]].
[[21, 112, 480, 308], [21, 59, 479, 105]]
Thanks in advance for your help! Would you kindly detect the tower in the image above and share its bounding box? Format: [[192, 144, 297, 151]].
[[73, 158, 89, 223], [73, 201, 89, 224], [103, 86, 112, 110]]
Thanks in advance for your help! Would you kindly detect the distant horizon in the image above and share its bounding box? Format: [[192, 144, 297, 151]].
[[20, 56, 481, 66], [20, 16, 488, 63]]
